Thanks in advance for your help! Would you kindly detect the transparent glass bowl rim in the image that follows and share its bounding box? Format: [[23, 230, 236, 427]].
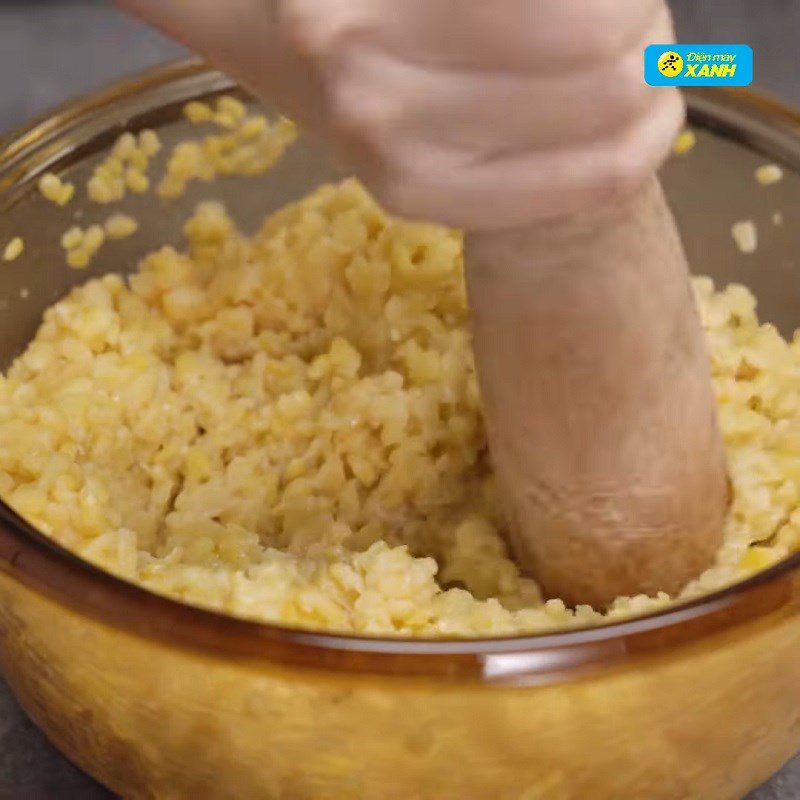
[[1, 59, 799, 683]]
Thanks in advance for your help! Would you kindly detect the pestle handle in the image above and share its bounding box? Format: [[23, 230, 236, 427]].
[[465, 177, 728, 608]]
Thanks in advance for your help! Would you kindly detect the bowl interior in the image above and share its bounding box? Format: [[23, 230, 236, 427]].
[[665, 95, 800, 338], [1, 69, 800, 661]]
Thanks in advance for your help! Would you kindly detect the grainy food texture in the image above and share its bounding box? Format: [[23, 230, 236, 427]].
[[1, 177, 798, 636]]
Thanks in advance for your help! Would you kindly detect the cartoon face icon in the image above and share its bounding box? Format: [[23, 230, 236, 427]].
[[658, 51, 684, 77]]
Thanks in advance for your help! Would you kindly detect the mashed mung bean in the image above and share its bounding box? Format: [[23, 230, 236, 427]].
[[1, 179, 797, 636]]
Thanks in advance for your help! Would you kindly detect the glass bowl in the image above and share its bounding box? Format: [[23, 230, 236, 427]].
[[1, 60, 800, 800]]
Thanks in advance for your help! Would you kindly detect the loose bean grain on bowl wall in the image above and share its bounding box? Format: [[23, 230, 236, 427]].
[[38, 173, 75, 206], [183, 100, 215, 124], [104, 213, 139, 240], [2, 237, 23, 261], [731, 220, 758, 254], [755, 164, 784, 186], [61, 224, 106, 269], [672, 129, 696, 156], [184, 96, 248, 129], [213, 95, 248, 128], [87, 130, 162, 204], [157, 100, 297, 199]]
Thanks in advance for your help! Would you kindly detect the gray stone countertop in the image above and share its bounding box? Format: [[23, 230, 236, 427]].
[[0, 1, 798, 797]]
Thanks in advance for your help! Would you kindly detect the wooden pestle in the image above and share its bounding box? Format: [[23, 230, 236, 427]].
[[466, 177, 729, 609]]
